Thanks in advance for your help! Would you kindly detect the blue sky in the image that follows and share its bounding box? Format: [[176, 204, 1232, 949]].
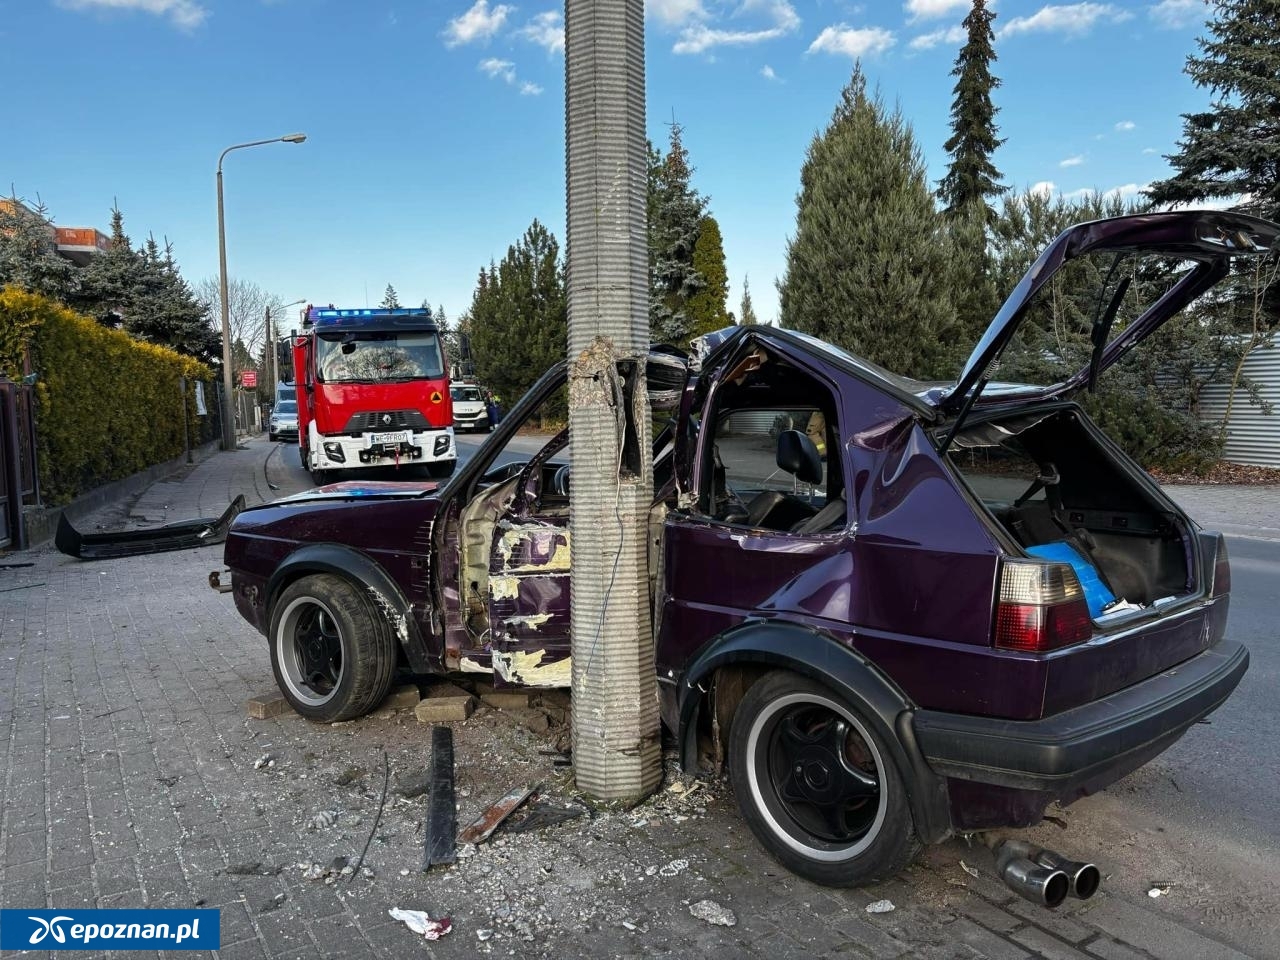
[[1, 0, 1212, 330]]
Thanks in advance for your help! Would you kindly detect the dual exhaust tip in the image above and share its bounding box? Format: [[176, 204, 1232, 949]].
[[991, 839, 1100, 909]]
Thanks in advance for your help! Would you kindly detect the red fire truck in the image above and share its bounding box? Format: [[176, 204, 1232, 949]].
[[293, 306, 456, 484]]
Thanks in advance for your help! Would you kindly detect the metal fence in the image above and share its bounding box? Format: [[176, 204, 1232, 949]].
[[1198, 341, 1280, 468]]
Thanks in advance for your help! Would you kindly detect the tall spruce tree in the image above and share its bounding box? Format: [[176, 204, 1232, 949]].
[[686, 215, 730, 339], [1146, 0, 1280, 222], [0, 193, 76, 300], [467, 219, 566, 405], [739, 274, 759, 325], [380, 284, 401, 308], [78, 206, 144, 326], [938, 0, 1005, 222], [648, 122, 708, 344], [779, 66, 958, 378]]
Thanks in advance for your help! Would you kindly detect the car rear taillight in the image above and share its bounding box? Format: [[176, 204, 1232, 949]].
[[995, 559, 1093, 653], [1211, 535, 1231, 598]]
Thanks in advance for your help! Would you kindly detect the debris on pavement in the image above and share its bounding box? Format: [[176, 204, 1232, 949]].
[[300, 857, 351, 883], [689, 899, 736, 927], [334, 765, 366, 786], [389, 907, 453, 941], [866, 899, 896, 914], [57, 494, 246, 560], [1148, 883, 1173, 898], [659, 858, 689, 877], [960, 860, 980, 879], [423, 726, 458, 868], [507, 800, 587, 834], [309, 809, 338, 831], [253, 753, 276, 770], [458, 784, 536, 845]]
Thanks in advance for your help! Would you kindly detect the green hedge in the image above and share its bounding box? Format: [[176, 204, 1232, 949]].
[[0, 286, 214, 505]]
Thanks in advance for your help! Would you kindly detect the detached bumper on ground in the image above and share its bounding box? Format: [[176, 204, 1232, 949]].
[[913, 638, 1249, 794]]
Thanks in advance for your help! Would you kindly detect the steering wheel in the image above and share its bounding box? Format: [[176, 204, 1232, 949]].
[[552, 463, 572, 496]]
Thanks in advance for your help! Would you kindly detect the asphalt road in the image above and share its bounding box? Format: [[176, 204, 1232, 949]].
[[274, 434, 1280, 953]]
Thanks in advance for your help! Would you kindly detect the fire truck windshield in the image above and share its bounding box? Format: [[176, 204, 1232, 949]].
[[315, 331, 444, 383]]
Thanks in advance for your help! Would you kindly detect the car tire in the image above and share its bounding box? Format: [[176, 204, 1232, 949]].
[[269, 432, 278, 442], [269, 574, 396, 723], [728, 670, 918, 887]]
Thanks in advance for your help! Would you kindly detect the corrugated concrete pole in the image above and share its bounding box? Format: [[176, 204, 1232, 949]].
[[564, 0, 662, 800]]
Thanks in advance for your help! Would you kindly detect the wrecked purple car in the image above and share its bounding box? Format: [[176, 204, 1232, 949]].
[[218, 211, 1273, 889]]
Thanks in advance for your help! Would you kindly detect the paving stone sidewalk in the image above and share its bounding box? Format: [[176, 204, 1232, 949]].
[[0, 438, 1267, 958]]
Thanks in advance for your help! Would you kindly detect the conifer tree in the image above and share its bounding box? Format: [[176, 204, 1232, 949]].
[[686, 216, 730, 339], [1146, 0, 1280, 222], [779, 66, 957, 379], [648, 122, 708, 344], [78, 206, 144, 326], [467, 220, 566, 405], [739, 275, 758, 326], [380, 284, 401, 309], [0, 193, 76, 300], [938, 0, 1005, 222]]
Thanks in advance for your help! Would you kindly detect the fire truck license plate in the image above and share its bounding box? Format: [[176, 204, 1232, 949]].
[[369, 431, 410, 446]]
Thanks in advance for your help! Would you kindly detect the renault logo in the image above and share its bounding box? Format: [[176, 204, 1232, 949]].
[[381, 414, 392, 425]]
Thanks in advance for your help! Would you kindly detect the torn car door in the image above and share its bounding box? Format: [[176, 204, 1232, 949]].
[[485, 434, 573, 687]]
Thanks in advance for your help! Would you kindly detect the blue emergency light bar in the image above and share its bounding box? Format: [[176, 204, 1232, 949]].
[[303, 306, 436, 331]]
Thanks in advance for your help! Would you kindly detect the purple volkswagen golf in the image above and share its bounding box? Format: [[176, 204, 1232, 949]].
[[218, 211, 1272, 894]]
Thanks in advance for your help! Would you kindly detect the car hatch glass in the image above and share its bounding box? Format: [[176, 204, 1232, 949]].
[[993, 251, 1197, 392]]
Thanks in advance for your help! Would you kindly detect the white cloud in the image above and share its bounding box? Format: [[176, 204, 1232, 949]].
[[479, 57, 517, 83], [647, 0, 707, 27], [444, 0, 513, 48], [808, 24, 896, 58], [1059, 155, 1085, 168], [904, 0, 969, 21], [520, 81, 544, 95], [1062, 182, 1149, 201], [673, 1, 799, 54], [908, 24, 965, 49], [761, 64, 778, 80], [1105, 182, 1146, 199], [1115, 119, 1136, 131], [519, 10, 565, 54], [1030, 180, 1057, 198], [1142, 147, 1158, 154], [998, 3, 1131, 39], [1149, 0, 1201, 29], [57, 0, 207, 30]]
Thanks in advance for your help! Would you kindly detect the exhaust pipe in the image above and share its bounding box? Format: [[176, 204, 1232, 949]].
[[992, 840, 1069, 909], [1031, 847, 1101, 901]]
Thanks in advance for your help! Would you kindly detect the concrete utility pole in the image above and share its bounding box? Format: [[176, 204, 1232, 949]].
[[564, 0, 662, 800]]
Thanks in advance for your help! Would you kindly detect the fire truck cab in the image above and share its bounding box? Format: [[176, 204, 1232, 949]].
[[294, 306, 456, 484]]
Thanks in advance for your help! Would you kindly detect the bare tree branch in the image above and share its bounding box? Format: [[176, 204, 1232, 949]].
[[195, 276, 285, 357]]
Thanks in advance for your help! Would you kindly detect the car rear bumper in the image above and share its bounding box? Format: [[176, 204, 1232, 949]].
[[912, 638, 1248, 794]]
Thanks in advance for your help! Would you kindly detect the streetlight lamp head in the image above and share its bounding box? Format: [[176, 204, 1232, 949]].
[[281, 133, 307, 143]]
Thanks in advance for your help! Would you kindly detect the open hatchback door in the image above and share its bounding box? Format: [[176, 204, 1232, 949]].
[[936, 210, 1280, 436]]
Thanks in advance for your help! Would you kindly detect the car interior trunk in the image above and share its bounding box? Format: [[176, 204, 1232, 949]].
[[946, 406, 1197, 615]]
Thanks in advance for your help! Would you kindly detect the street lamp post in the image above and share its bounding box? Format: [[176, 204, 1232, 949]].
[[216, 133, 307, 451], [266, 299, 305, 392]]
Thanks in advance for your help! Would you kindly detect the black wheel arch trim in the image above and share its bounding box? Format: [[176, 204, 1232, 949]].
[[913, 638, 1249, 793], [266, 544, 434, 673], [676, 620, 952, 844]]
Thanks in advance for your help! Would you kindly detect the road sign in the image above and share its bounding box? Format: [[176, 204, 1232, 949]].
[[241, 370, 258, 389]]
